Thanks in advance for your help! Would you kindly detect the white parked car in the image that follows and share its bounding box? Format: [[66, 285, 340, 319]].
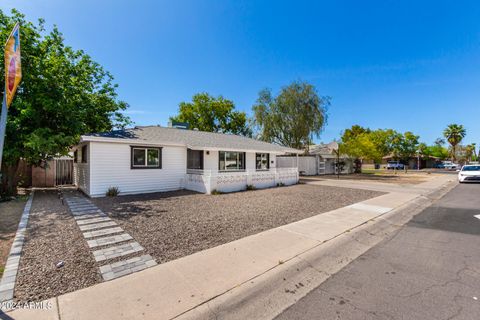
[[386, 161, 404, 170], [443, 161, 458, 170], [458, 165, 480, 183]]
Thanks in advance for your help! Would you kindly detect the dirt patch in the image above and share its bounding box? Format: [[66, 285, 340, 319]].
[[92, 184, 383, 265], [14, 190, 101, 303], [0, 197, 27, 276]]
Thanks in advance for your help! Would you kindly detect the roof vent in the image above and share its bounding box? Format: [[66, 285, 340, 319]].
[[168, 121, 190, 130]]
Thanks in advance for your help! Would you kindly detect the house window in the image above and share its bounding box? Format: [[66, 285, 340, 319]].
[[131, 147, 162, 169], [219, 151, 245, 171], [187, 149, 204, 169], [74, 150, 78, 163], [256, 153, 270, 170], [81, 145, 88, 163]]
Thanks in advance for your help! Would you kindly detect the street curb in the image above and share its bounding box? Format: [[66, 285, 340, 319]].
[[176, 179, 457, 320], [0, 191, 34, 307]]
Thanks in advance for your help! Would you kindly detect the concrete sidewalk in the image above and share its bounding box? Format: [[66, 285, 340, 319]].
[[7, 175, 455, 320]]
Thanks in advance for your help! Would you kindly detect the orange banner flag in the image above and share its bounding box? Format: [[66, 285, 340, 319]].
[[4, 23, 22, 108]]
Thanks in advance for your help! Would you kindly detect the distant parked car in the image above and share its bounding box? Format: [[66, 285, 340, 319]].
[[433, 162, 445, 169], [458, 165, 480, 183], [386, 161, 405, 170], [443, 161, 458, 170]]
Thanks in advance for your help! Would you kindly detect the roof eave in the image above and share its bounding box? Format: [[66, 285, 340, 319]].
[[80, 136, 185, 147], [81, 135, 304, 154]]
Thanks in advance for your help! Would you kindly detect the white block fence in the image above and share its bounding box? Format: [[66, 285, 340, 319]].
[[184, 168, 299, 194]]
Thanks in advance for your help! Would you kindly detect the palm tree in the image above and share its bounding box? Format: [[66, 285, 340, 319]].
[[434, 138, 445, 146], [443, 124, 466, 161], [465, 144, 475, 162]]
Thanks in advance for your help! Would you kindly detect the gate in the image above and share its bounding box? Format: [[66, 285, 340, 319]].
[[318, 160, 326, 175], [55, 159, 74, 185], [276, 156, 317, 175]]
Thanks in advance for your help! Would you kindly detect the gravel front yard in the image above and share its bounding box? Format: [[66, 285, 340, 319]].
[[14, 190, 101, 302], [0, 197, 27, 276], [93, 184, 383, 264], [303, 172, 430, 184]]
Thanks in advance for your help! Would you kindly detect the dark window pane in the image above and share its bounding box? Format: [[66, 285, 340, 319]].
[[219, 151, 225, 170], [225, 152, 238, 170], [187, 149, 204, 169], [147, 149, 159, 166], [133, 149, 145, 166], [239, 152, 245, 169], [81, 145, 88, 163], [256, 153, 269, 170]]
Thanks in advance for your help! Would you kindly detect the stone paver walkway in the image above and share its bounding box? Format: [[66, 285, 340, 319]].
[[93, 242, 144, 262], [63, 193, 157, 281], [99, 255, 157, 281], [0, 192, 34, 303]]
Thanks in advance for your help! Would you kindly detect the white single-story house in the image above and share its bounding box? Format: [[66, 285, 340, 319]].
[[72, 126, 302, 197]]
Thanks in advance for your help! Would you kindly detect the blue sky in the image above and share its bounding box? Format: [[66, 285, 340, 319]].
[[2, 0, 480, 145]]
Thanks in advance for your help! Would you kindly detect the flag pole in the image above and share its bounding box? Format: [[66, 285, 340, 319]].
[[0, 91, 7, 175]]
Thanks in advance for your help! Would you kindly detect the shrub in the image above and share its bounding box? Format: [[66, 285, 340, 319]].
[[106, 186, 120, 197], [246, 184, 256, 191], [277, 182, 285, 187], [211, 189, 223, 195]]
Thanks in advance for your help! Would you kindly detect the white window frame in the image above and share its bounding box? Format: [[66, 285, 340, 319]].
[[219, 151, 245, 172], [131, 147, 162, 169]]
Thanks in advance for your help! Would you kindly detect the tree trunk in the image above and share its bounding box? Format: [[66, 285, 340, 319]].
[[0, 159, 20, 197], [354, 158, 362, 173]]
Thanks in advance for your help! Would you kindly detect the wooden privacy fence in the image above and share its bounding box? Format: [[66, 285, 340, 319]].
[[55, 159, 73, 186], [31, 158, 74, 187]]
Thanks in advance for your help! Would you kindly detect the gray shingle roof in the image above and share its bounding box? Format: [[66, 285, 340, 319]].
[[82, 126, 302, 154]]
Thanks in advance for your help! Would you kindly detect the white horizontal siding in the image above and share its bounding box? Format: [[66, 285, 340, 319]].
[[89, 142, 186, 197], [203, 150, 218, 172]]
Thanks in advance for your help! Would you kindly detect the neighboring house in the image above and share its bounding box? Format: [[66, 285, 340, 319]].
[[277, 142, 353, 175], [309, 142, 354, 174], [72, 126, 301, 197], [382, 155, 440, 169]]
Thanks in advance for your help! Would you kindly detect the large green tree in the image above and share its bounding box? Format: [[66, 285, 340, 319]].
[[252, 81, 329, 151], [170, 93, 251, 136], [421, 144, 449, 160], [0, 10, 130, 195], [340, 126, 398, 172], [391, 131, 420, 161], [340, 126, 421, 170], [443, 124, 466, 161]]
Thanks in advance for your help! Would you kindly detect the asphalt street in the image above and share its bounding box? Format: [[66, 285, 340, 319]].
[[275, 183, 480, 320]]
